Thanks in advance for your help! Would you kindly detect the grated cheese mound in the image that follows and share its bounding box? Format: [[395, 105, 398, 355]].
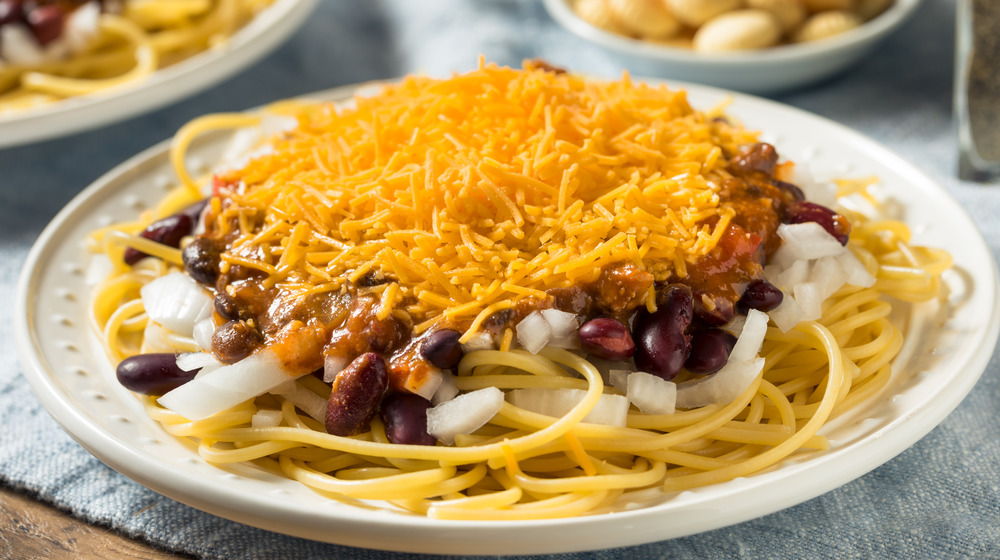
[[212, 61, 758, 339]]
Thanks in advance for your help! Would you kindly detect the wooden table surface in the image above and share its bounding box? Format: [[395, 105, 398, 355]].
[[0, 483, 190, 560]]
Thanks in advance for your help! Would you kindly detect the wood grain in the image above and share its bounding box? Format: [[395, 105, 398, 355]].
[[0, 484, 191, 560]]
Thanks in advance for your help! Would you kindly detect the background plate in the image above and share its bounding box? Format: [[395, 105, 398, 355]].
[[0, 0, 316, 149], [14, 80, 1000, 555]]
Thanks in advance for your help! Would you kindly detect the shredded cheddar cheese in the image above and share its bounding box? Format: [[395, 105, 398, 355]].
[[212, 61, 757, 336]]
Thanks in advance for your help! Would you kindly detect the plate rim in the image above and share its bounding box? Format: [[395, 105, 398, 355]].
[[0, 0, 318, 149], [14, 78, 1000, 555]]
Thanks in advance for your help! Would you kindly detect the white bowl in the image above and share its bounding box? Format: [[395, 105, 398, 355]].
[[543, 0, 922, 94]]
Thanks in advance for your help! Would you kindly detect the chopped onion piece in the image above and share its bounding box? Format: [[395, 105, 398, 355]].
[[723, 313, 746, 338], [793, 282, 823, 321], [140, 321, 175, 354], [274, 382, 327, 424], [426, 387, 504, 445], [0, 25, 45, 66], [515, 311, 551, 354], [676, 357, 765, 409], [769, 296, 805, 333], [251, 409, 283, 429], [769, 258, 809, 291], [407, 366, 444, 401], [461, 331, 495, 352], [176, 352, 221, 372], [547, 333, 581, 349], [140, 272, 212, 337], [432, 369, 459, 405], [627, 372, 676, 415], [158, 349, 303, 421], [776, 222, 847, 262], [540, 308, 579, 338], [837, 251, 875, 287], [728, 309, 768, 362], [507, 388, 628, 427], [608, 369, 630, 394], [193, 318, 215, 352], [65, 2, 100, 51], [810, 256, 847, 300], [322, 354, 348, 383]]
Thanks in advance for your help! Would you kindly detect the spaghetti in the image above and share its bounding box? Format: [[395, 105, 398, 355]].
[[0, 0, 275, 114], [87, 61, 952, 519]]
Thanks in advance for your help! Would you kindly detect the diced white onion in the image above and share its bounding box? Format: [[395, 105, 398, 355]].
[[793, 282, 823, 321], [799, 179, 838, 209], [158, 349, 303, 421], [139, 321, 175, 354], [273, 381, 327, 424], [507, 388, 628, 427], [251, 409, 283, 429], [140, 272, 212, 338], [768, 296, 806, 333], [540, 308, 579, 338], [728, 309, 768, 362], [175, 352, 221, 372], [461, 331, 496, 353], [515, 311, 551, 354], [608, 369, 631, 394], [769, 258, 809, 291], [432, 369, 459, 405], [836, 251, 876, 287], [192, 318, 215, 352], [0, 24, 45, 66], [626, 372, 676, 415], [810, 256, 847, 300], [426, 387, 504, 445], [322, 354, 348, 383], [775, 222, 847, 262], [547, 333, 581, 349], [406, 366, 444, 401], [676, 357, 765, 409], [64, 2, 100, 51]]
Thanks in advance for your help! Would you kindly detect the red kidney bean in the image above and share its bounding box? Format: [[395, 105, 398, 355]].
[[123, 213, 194, 265], [784, 201, 851, 245], [326, 353, 388, 436], [685, 329, 737, 374], [212, 320, 262, 364], [180, 198, 210, 223], [730, 143, 778, 177], [0, 1, 23, 26], [379, 392, 436, 446], [182, 237, 224, 286], [770, 178, 805, 201], [579, 317, 635, 360], [116, 353, 198, 395], [213, 290, 243, 321], [421, 329, 463, 369], [26, 5, 64, 46], [738, 280, 784, 313], [633, 284, 693, 380]]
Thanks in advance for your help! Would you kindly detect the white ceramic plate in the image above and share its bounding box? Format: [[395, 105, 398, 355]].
[[0, 0, 316, 149], [15, 80, 1000, 555]]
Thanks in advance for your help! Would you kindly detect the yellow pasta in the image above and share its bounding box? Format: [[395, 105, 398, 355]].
[[88, 62, 951, 520]]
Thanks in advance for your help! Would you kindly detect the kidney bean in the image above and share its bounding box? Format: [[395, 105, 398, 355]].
[[379, 392, 436, 445], [212, 320, 262, 363], [633, 284, 693, 380], [26, 4, 63, 45], [182, 237, 224, 286], [770, 178, 805, 201], [116, 353, 197, 395], [180, 198, 210, 223], [738, 280, 784, 313], [685, 329, 737, 374], [730, 142, 778, 177], [421, 329, 463, 369], [784, 201, 851, 245], [579, 318, 634, 360], [124, 213, 194, 265], [0, 1, 23, 26], [326, 353, 388, 436], [213, 290, 243, 321]]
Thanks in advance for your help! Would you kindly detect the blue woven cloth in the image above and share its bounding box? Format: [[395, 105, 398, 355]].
[[2, 0, 998, 558]]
